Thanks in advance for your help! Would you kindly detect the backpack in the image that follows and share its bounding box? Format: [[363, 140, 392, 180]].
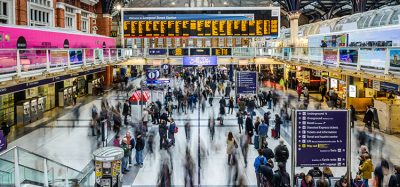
[[257, 156, 266, 173], [174, 126, 178, 133], [278, 171, 291, 187]]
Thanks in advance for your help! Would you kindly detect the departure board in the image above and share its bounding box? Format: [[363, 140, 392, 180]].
[[123, 11, 279, 38]]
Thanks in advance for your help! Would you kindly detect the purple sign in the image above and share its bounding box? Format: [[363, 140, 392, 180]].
[[236, 71, 257, 94], [296, 110, 348, 167], [183, 56, 218, 66], [0, 130, 6, 152]]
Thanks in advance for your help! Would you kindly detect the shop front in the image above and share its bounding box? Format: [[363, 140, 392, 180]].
[[326, 72, 347, 109]]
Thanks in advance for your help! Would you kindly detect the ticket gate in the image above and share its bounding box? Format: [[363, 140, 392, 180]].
[[16, 100, 31, 125], [30, 98, 38, 122], [37, 96, 46, 119], [93, 147, 124, 187]]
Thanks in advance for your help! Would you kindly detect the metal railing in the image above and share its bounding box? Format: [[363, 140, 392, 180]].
[[0, 146, 85, 187]]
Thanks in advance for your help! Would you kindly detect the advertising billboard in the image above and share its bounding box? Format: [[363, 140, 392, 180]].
[[349, 85, 356, 98], [296, 110, 348, 167], [339, 49, 358, 64], [323, 49, 338, 65], [358, 48, 386, 69], [390, 49, 400, 68]]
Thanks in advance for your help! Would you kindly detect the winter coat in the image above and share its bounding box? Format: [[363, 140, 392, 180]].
[[359, 159, 374, 179]]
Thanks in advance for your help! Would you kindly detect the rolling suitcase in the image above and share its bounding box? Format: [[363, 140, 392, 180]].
[[271, 129, 277, 139], [254, 135, 259, 149]]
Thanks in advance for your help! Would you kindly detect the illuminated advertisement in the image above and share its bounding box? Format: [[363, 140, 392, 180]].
[[330, 78, 338, 89], [323, 49, 338, 65], [339, 49, 358, 64], [349, 85, 356, 98], [358, 48, 386, 69], [183, 56, 218, 66], [390, 49, 400, 68]]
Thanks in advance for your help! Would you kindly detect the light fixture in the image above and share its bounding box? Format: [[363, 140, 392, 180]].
[[223, 1, 227, 5], [171, 2, 175, 5], [116, 4, 121, 10]]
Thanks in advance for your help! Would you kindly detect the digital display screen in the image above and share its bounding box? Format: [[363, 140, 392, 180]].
[[123, 11, 279, 37]]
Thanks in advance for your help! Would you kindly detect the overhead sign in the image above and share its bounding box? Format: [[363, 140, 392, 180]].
[[236, 71, 257, 94], [148, 49, 167, 55], [380, 82, 399, 92], [296, 110, 348, 167], [212, 48, 232, 56], [147, 78, 170, 85], [183, 56, 218, 66], [190, 48, 210, 56], [168, 48, 189, 56], [146, 69, 160, 80]]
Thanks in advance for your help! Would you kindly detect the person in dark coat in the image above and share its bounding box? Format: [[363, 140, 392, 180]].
[[275, 114, 282, 138], [159, 120, 169, 150], [237, 111, 244, 134], [262, 141, 275, 160], [350, 105, 356, 128], [388, 165, 400, 187], [363, 106, 374, 132], [1, 121, 10, 137], [245, 115, 254, 144], [274, 140, 289, 170], [122, 100, 130, 125]]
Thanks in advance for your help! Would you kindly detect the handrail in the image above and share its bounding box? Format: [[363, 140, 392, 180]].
[[0, 158, 44, 174], [0, 146, 81, 173]]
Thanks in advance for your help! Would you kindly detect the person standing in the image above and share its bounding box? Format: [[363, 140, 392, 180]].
[[134, 133, 145, 168], [275, 114, 282, 139], [272, 162, 291, 187], [245, 115, 254, 144], [120, 138, 131, 174], [122, 100, 130, 125], [363, 106, 374, 132], [237, 111, 244, 134], [274, 140, 289, 170], [228, 97, 234, 114], [226, 132, 237, 165], [350, 105, 356, 128], [258, 120, 268, 149], [159, 120, 168, 150], [297, 84, 303, 101], [388, 165, 400, 187], [254, 149, 268, 187], [359, 153, 374, 187], [168, 118, 177, 146]]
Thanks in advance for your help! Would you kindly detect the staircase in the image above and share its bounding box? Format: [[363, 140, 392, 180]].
[[0, 146, 94, 187]]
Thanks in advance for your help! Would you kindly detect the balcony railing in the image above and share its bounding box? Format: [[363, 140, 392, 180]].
[[0, 47, 399, 81]]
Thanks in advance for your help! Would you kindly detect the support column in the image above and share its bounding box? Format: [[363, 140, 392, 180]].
[[288, 12, 301, 47]]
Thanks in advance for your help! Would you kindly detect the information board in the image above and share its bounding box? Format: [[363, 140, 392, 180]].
[[295, 110, 348, 167], [123, 13, 278, 38], [236, 71, 257, 94], [0, 130, 6, 152]]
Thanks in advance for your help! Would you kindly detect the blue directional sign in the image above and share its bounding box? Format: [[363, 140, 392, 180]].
[[296, 110, 348, 167], [146, 69, 160, 80], [148, 49, 167, 55], [236, 71, 257, 94], [161, 64, 169, 70], [146, 78, 170, 85]]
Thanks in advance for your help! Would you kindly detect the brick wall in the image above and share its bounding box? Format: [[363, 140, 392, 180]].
[[55, 8, 65, 28], [96, 14, 111, 37], [15, 0, 28, 25]]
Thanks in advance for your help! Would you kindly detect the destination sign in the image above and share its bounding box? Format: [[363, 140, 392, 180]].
[[296, 110, 348, 167], [123, 13, 278, 38]]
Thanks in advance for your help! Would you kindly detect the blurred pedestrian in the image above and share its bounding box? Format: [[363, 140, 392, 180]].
[[120, 138, 131, 174], [254, 149, 268, 187], [272, 162, 291, 187], [245, 115, 254, 144], [134, 133, 145, 168], [275, 114, 282, 139], [226, 132, 237, 165], [274, 139, 289, 170], [388, 165, 400, 187], [350, 105, 356, 128], [237, 111, 244, 134], [359, 153, 374, 187]]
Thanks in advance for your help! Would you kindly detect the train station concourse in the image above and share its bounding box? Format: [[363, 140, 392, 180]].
[[2, 0, 400, 186]]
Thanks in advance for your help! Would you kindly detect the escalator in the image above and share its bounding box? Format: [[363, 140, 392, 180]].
[[0, 146, 95, 187]]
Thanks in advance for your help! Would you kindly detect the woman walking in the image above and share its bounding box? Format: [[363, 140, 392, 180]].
[[226, 132, 237, 165]]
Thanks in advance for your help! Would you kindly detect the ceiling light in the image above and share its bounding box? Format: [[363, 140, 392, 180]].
[[223, 1, 227, 5], [116, 4, 121, 10], [171, 2, 175, 5]]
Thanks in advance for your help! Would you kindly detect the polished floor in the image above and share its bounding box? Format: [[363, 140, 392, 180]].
[[4, 77, 400, 186]]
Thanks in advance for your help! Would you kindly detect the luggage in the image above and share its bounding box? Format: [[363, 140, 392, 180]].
[[254, 135, 259, 149], [271, 129, 277, 139]]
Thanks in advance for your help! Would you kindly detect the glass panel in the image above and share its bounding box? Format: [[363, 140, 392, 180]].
[[371, 13, 384, 27], [0, 149, 15, 186], [0, 49, 17, 74], [46, 160, 67, 186], [110, 49, 117, 61], [103, 49, 110, 60], [389, 10, 400, 24], [85, 49, 94, 64], [19, 49, 47, 72], [17, 149, 45, 184], [49, 50, 68, 68], [69, 49, 83, 66]]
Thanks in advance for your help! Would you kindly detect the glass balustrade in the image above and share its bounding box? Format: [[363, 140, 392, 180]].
[[0, 47, 398, 81], [0, 146, 84, 187]]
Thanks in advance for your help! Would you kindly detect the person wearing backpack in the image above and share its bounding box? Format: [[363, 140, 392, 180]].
[[254, 149, 268, 187], [308, 167, 323, 178], [275, 139, 289, 170], [272, 162, 291, 187], [389, 165, 400, 187], [168, 118, 177, 146]]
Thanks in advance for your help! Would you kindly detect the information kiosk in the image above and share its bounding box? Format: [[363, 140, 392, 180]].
[[92, 147, 124, 187]]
